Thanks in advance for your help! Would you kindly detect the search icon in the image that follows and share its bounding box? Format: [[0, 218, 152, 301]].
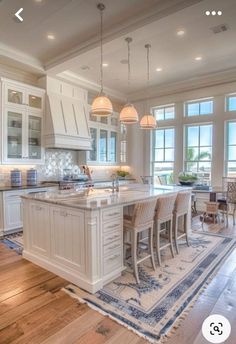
[[202, 314, 231, 343]]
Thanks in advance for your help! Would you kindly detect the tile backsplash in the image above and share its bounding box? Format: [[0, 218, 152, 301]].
[[0, 149, 131, 185]]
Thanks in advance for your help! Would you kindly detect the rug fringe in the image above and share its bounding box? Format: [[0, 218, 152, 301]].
[[62, 287, 157, 343]]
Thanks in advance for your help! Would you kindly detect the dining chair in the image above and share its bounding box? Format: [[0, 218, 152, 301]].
[[123, 198, 157, 283], [201, 202, 220, 228], [218, 181, 236, 227], [140, 175, 153, 185]]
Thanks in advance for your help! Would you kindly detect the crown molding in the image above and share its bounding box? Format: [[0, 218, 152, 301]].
[[56, 71, 126, 102], [129, 67, 236, 102], [0, 43, 44, 75], [45, 0, 204, 73]]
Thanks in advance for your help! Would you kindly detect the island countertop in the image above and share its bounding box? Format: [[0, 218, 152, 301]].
[[22, 184, 192, 210]]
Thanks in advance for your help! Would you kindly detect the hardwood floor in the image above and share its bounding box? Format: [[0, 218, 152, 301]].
[[0, 219, 236, 344]]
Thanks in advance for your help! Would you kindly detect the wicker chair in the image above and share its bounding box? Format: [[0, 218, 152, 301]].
[[140, 176, 154, 185], [173, 192, 191, 254], [154, 194, 177, 266], [123, 198, 157, 283], [201, 202, 220, 228], [218, 181, 236, 227]]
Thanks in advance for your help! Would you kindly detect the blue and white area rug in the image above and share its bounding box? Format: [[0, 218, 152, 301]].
[[64, 233, 236, 343], [1, 232, 23, 255]]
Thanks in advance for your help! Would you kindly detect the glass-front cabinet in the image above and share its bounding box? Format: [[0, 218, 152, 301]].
[[87, 110, 122, 165], [4, 108, 43, 164], [7, 111, 23, 159], [2, 79, 45, 164], [5, 82, 44, 111]]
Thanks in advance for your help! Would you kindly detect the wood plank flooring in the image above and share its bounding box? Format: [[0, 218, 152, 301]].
[[0, 219, 236, 344]]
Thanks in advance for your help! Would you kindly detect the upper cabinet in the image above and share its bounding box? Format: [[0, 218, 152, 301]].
[[87, 108, 128, 165], [1, 78, 45, 164]]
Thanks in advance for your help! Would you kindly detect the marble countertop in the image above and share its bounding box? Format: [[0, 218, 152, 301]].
[[22, 184, 192, 210], [0, 183, 58, 192]]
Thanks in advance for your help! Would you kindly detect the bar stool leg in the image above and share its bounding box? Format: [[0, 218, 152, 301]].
[[149, 225, 156, 270], [131, 230, 139, 284], [184, 214, 190, 247], [174, 215, 179, 254], [156, 221, 161, 266], [169, 219, 175, 258]]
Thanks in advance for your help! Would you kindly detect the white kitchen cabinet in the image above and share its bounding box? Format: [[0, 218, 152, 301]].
[[50, 206, 86, 274], [1, 78, 45, 164], [87, 110, 121, 165], [1, 186, 58, 235], [27, 202, 50, 257]]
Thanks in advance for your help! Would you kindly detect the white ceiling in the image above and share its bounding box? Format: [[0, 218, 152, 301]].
[[0, 0, 236, 99]]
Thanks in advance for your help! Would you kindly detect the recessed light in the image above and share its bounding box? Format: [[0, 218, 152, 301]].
[[102, 63, 108, 67], [156, 67, 163, 72], [47, 34, 55, 40], [205, 10, 211, 16], [211, 10, 216, 16], [177, 29, 185, 36], [217, 10, 222, 16], [195, 56, 202, 61], [35, 0, 43, 2]]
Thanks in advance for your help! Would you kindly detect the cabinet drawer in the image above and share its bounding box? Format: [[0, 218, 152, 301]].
[[103, 248, 122, 275], [4, 190, 25, 199], [104, 241, 121, 257], [103, 219, 121, 233], [102, 207, 122, 222], [103, 231, 121, 246]]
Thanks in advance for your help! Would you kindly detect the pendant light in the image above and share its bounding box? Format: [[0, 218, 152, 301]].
[[91, 3, 113, 117], [119, 37, 138, 124], [140, 44, 156, 129]]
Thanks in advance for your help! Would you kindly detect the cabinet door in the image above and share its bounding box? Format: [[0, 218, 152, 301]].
[[4, 192, 24, 231], [28, 114, 42, 160], [28, 203, 50, 256], [110, 131, 117, 163], [6, 109, 24, 160], [88, 127, 97, 162], [5, 84, 26, 107], [50, 207, 86, 273], [99, 129, 108, 162], [28, 93, 43, 111]]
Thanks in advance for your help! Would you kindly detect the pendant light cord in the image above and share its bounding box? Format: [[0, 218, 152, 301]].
[[145, 43, 151, 123], [100, 6, 104, 94], [125, 37, 132, 104]]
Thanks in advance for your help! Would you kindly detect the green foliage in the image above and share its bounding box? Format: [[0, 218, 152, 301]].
[[116, 170, 129, 178]]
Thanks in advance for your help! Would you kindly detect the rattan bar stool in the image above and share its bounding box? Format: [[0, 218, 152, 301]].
[[123, 198, 157, 284], [154, 194, 177, 266], [173, 191, 191, 254]]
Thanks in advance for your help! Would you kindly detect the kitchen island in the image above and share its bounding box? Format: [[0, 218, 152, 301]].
[[22, 184, 191, 293]]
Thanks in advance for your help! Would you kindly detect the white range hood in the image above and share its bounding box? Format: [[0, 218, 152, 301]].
[[41, 76, 92, 150]]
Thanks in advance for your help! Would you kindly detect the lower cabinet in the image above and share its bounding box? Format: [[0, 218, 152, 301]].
[[27, 202, 50, 257], [2, 186, 58, 234], [50, 206, 86, 274]]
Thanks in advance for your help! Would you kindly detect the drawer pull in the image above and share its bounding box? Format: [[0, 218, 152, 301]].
[[106, 223, 119, 229], [107, 254, 120, 261], [108, 212, 120, 217], [108, 244, 120, 250]]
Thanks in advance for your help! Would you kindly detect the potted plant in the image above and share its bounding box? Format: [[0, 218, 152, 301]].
[[116, 170, 130, 179], [178, 172, 198, 186]]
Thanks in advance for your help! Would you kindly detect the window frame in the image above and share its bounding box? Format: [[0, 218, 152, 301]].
[[151, 126, 175, 181], [225, 120, 236, 177], [184, 97, 214, 117], [152, 104, 175, 121], [225, 94, 236, 112], [184, 123, 213, 182]]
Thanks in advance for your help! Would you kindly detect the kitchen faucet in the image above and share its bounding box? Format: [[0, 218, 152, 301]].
[[111, 174, 120, 193]]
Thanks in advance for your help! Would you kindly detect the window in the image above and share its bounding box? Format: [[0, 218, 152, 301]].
[[226, 121, 236, 177], [185, 98, 213, 117], [153, 104, 175, 121], [152, 128, 175, 182], [185, 124, 212, 183], [226, 95, 236, 112]]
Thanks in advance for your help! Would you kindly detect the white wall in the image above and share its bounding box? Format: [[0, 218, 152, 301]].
[[131, 81, 236, 187]]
